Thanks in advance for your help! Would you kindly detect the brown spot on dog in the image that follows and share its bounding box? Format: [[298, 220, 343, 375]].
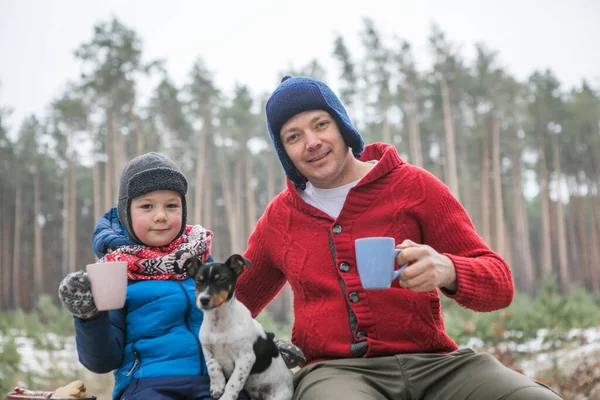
[[211, 290, 229, 308], [214, 273, 220, 279], [199, 276, 204, 281]]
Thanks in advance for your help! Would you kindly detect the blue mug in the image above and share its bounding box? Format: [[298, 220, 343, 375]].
[[355, 237, 408, 289]]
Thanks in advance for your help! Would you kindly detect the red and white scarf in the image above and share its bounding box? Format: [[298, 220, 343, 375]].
[[100, 225, 212, 281]]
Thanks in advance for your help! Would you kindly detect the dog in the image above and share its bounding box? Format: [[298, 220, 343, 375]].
[[185, 254, 294, 400]]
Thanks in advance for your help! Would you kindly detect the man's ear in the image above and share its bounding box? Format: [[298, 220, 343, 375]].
[[184, 257, 202, 278], [225, 254, 251, 276]]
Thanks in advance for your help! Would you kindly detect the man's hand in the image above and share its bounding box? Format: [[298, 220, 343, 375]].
[[395, 240, 458, 293]]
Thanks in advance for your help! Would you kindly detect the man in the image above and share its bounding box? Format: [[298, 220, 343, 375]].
[[236, 76, 561, 399]]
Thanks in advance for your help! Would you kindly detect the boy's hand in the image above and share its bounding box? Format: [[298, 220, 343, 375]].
[[58, 271, 100, 320]]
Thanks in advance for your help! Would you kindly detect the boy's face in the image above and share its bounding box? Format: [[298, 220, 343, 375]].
[[130, 190, 183, 247]]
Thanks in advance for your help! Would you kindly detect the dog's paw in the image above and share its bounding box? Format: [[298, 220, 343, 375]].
[[219, 391, 238, 400], [210, 385, 225, 399], [275, 339, 306, 369]]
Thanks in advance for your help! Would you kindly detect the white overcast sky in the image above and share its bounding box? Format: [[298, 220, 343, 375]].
[[1, 0, 599, 133]]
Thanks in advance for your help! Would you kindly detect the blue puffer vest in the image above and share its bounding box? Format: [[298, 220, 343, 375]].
[[92, 209, 209, 399], [113, 278, 207, 398]]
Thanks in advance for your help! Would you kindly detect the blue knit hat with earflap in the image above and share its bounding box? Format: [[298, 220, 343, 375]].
[[266, 76, 364, 190]]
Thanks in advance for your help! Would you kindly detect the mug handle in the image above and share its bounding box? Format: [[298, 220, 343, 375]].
[[392, 248, 409, 281]]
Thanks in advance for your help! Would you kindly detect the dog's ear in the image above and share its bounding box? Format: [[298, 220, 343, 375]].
[[224, 254, 251, 276], [184, 257, 202, 278]]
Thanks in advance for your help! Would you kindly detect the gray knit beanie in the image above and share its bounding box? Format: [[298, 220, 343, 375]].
[[117, 152, 188, 245]]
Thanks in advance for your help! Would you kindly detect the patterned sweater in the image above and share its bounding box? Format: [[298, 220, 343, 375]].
[[237, 142, 514, 366]]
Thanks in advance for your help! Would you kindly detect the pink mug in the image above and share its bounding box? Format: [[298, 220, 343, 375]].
[[86, 261, 128, 311]]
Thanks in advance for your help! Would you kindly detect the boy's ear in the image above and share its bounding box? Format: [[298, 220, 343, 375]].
[[184, 257, 202, 277], [224, 254, 251, 276]]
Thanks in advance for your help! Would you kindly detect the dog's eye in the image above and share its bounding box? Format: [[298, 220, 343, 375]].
[[217, 277, 228, 284]]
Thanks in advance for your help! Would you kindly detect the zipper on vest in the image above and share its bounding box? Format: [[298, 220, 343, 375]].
[[124, 343, 141, 376], [178, 280, 205, 375]]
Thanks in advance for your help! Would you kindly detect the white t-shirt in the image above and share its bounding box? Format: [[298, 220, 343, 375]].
[[299, 178, 361, 219]]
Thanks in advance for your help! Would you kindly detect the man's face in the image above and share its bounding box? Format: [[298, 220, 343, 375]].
[[280, 110, 353, 189]]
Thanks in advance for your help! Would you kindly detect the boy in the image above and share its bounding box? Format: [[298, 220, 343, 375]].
[[59, 152, 302, 400]]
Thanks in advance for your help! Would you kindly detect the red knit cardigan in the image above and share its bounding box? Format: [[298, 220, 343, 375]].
[[237, 142, 514, 366]]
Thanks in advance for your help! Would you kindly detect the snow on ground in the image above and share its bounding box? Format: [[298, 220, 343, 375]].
[[8, 332, 80, 374], [2, 330, 113, 398], [4, 327, 600, 383], [464, 327, 600, 377]]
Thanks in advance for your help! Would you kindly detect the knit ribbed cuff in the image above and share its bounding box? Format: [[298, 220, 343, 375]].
[[441, 253, 513, 312]]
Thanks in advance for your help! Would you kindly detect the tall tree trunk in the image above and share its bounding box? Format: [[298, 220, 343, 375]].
[[459, 136, 473, 218], [92, 162, 102, 223], [267, 152, 277, 202], [575, 196, 591, 290], [566, 184, 580, 285], [163, 113, 176, 161], [12, 183, 22, 309], [382, 94, 391, 144], [480, 121, 491, 246], [595, 196, 600, 289], [503, 223, 513, 273], [1, 214, 11, 309], [433, 150, 445, 183], [111, 114, 124, 199], [234, 159, 244, 252], [69, 163, 77, 273], [245, 155, 257, 237], [508, 126, 535, 294], [491, 116, 505, 256], [589, 196, 600, 291], [536, 128, 553, 277], [130, 106, 144, 156], [0, 193, 5, 309], [62, 165, 70, 277], [552, 136, 569, 292], [33, 169, 43, 298], [520, 187, 535, 292], [217, 156, 240, 254], [193, 127, 207, 224], [406, 90, 423, 167], [0, 195, 2, 309], [202, 145, 213, 233], [202, 172, 213, 230], [22, 253, 32, 312], [440, 78, 460, 201], [104, 123, 113, 212]]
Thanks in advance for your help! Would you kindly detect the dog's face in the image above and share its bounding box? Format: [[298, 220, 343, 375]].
[[185, 254, 251, 311]]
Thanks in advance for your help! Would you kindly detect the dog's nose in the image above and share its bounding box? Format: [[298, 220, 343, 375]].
[[200, 296, 210, 307]]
